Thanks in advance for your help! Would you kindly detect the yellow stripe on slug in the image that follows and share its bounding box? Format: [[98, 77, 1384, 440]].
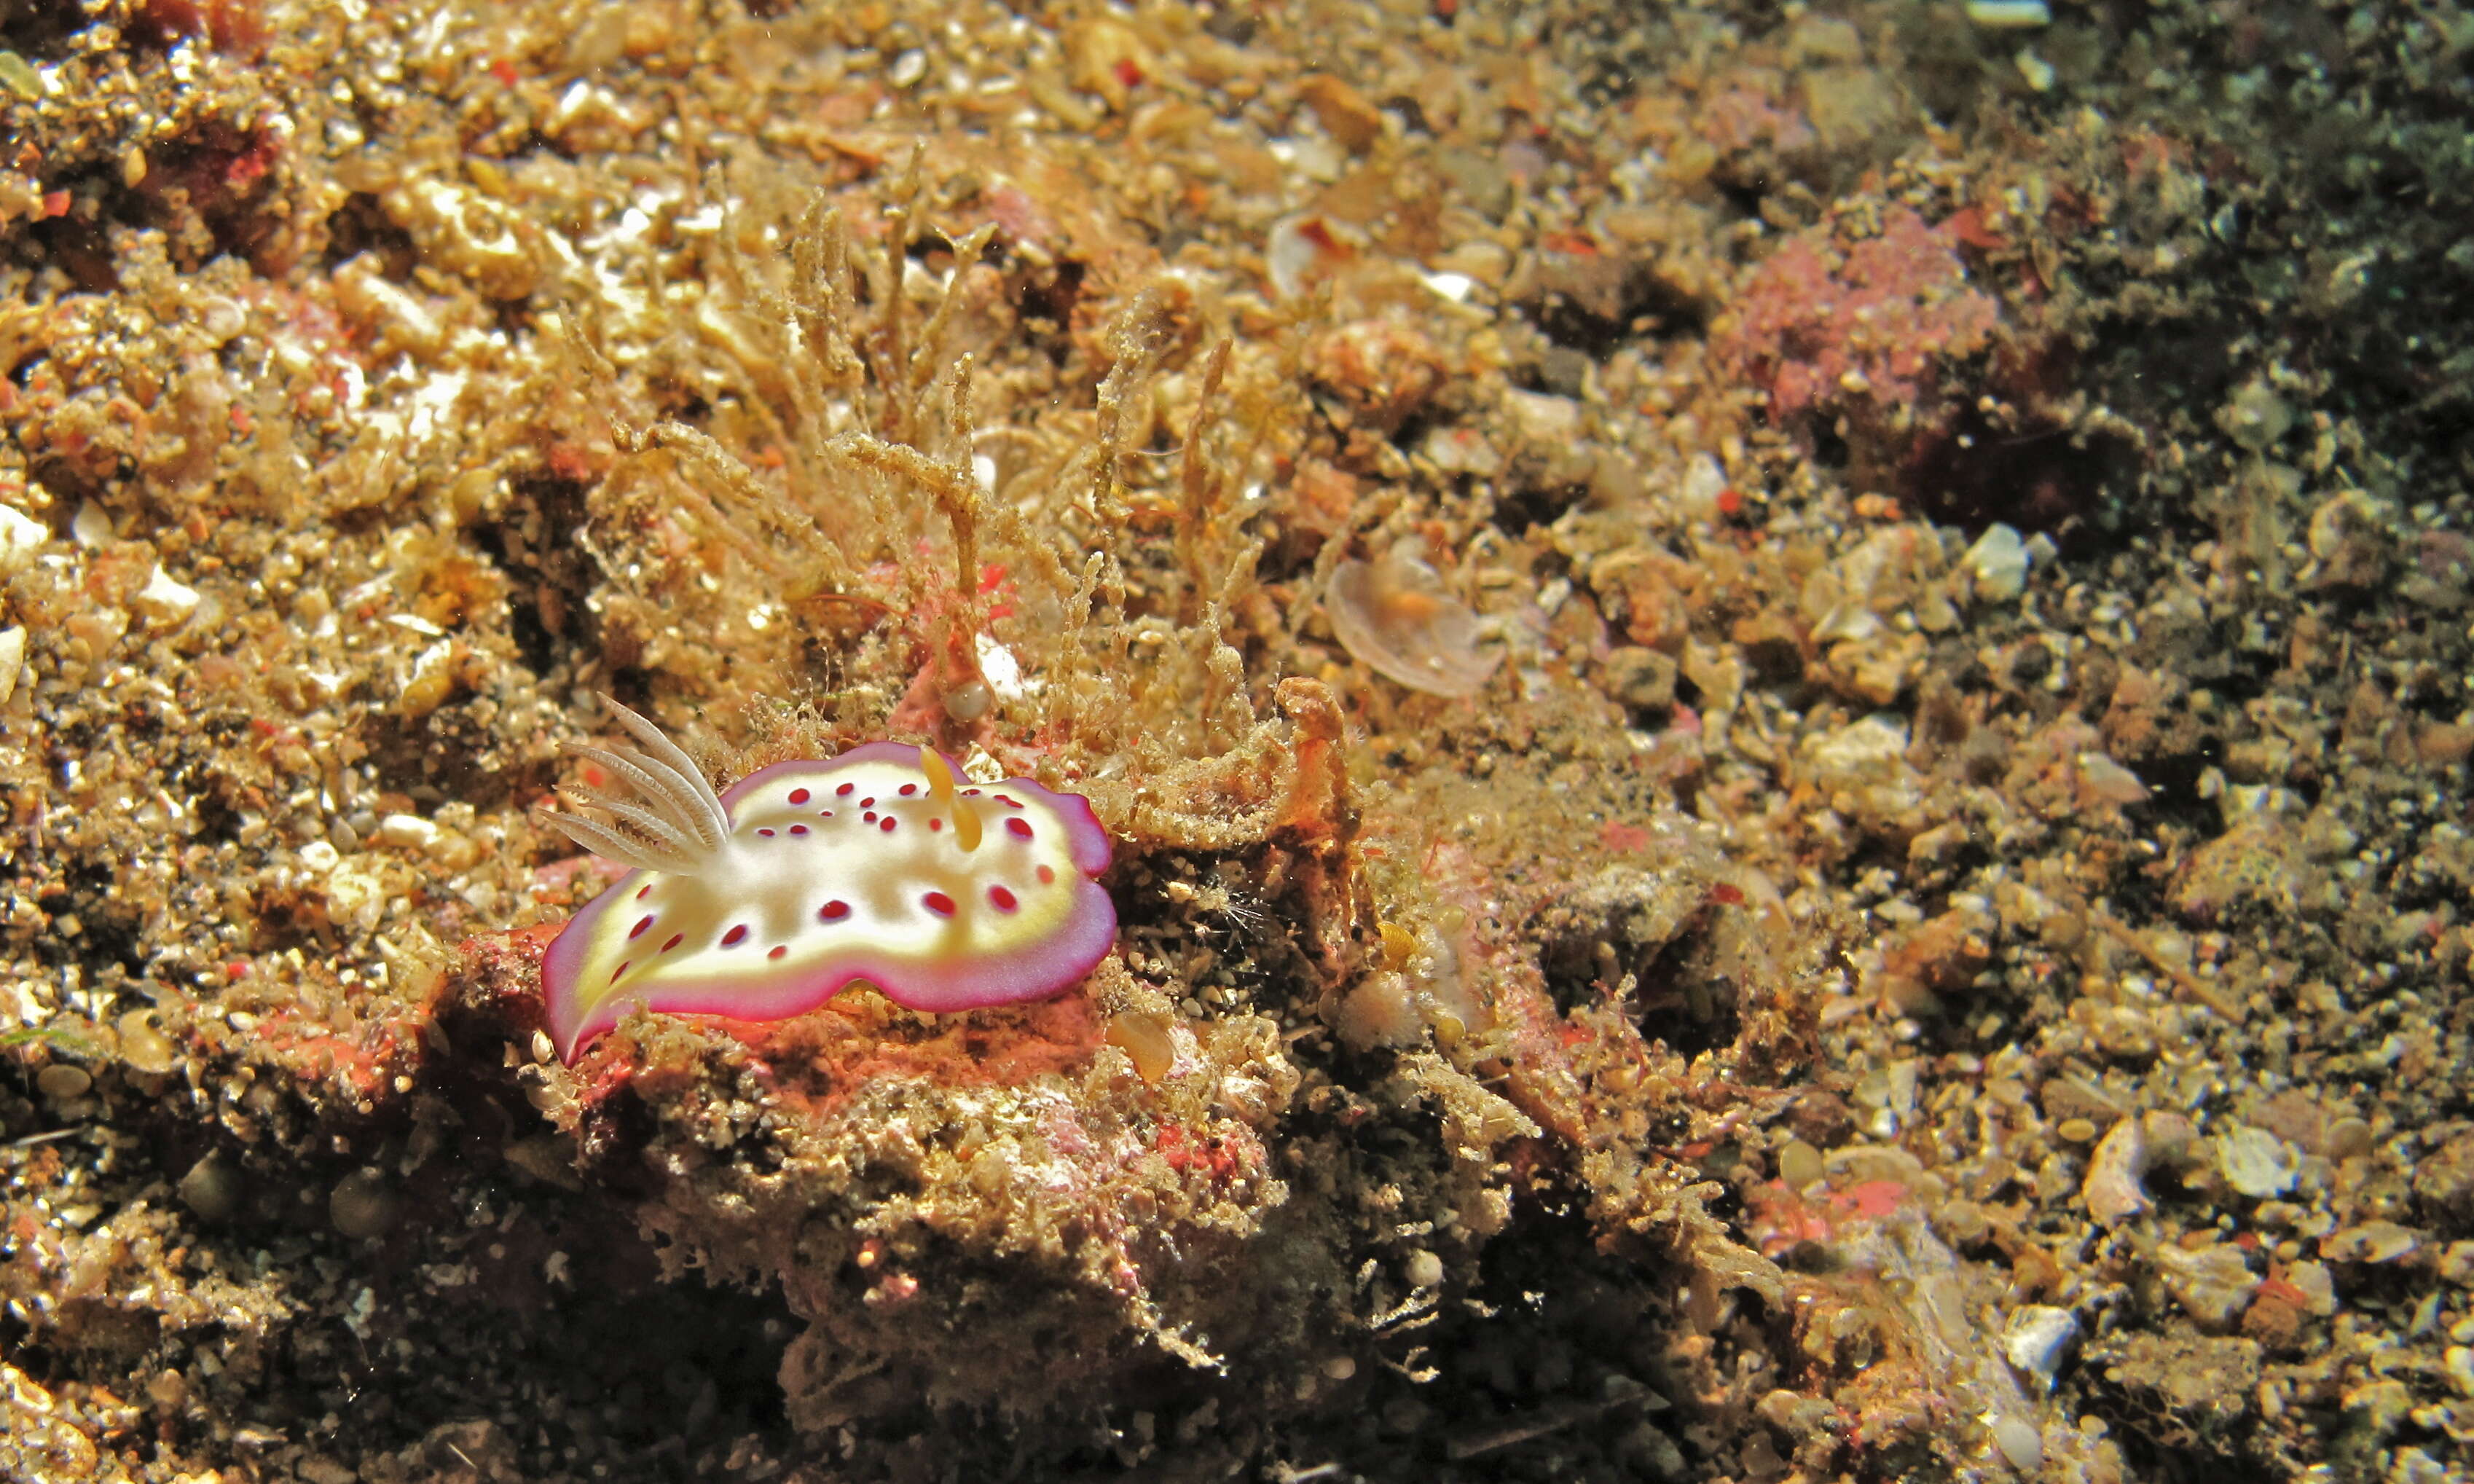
[[921, 747, 981, 851]]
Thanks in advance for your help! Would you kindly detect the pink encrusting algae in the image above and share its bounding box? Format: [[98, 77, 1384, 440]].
[[538, 701, 1115, 1062]]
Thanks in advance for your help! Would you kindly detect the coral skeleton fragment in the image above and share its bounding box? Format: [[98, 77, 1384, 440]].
[[537, 700, 1115, 1061]]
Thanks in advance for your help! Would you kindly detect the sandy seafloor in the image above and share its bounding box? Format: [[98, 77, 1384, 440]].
[[4, 0, 2474, 1480]]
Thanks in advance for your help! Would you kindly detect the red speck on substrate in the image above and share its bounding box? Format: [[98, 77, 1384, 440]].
[[1152, 1123, 1241, 1182]]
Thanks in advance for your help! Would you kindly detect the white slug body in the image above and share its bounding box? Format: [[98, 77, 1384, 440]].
[[539, 709, 1114, 1061]]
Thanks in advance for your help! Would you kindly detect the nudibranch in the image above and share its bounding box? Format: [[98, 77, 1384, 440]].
[[537, 701, 1115, 1064]]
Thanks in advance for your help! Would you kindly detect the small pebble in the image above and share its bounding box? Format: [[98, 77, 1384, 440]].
[[134, 565, 201, 625], [178, 1155, 243, 1223], [942, 678, 993, 722], [330, 1168, 401, 1240], [2084, 1116, 2152, 1226], [2220, 379, 2293, 452], [1603, 645, 1678, 711], [0, 50, 48, 101], [2325, 1221, 2419, 1265], [2327, 1117, 2375, 1161], [0, 505, 44, 573], [1964, 0, 2051, 28], [377, 813, 440, 850], [36, 1063, 92, 1102], [1990, 1414, 2043, 1472]]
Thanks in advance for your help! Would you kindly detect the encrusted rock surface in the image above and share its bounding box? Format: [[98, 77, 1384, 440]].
[[6, 0, 2474, 1480]]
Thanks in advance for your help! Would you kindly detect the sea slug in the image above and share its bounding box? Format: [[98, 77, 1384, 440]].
[[538, 700, 1115, 1062]]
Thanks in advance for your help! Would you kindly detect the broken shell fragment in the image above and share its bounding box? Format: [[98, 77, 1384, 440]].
[[2083, 1114, 2152, 1226], [1326, 545, 1500, 698], [1266, 213, 1357, 301], [2218, 1125, 2299, 1198], [2000, 1304, 2078, 1391]]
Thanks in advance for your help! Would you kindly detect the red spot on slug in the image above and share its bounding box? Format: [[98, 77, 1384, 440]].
[[790, 824, 809, 836], [1036, 865, 1056, 884], [629, 916, 653, 939], [929, 817, 944, 831], [880, 817, 898, 833], [923, 892, 957, 917], [820, 900, 851, 921], [768, 945, 788, 960], [899, 783, 918, 796], [636, 884, 653, 899], [757, 828, 777, 837], [789, 788, 811, 804], [989, 885, 1018, 911], [836, 782, 855, 796], [721, 924, 750, 947], [661, 934, 683, 952], [610, 960, 631, 983], [1005, 817, 1034, 839]]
